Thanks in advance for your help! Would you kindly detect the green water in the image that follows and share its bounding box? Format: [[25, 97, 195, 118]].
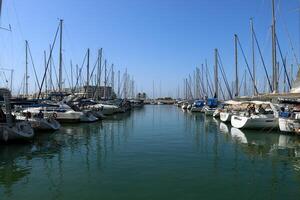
[[1, 105, 300, 200]]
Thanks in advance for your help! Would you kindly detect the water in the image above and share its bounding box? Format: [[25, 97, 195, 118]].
[[1, 105, 300, 200]]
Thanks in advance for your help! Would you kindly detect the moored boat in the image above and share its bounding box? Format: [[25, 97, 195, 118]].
[[231, 101, 278, 130]]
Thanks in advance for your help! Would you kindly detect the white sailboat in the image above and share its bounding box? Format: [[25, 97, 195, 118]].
[[231, 101, 278, 130]]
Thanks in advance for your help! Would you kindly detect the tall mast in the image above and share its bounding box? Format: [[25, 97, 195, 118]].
[[250, 18, 256, 95], [271, 0, 277, 93], [97, 48, 102, 87], [234, 34, 238, 97], [25, 40, 29, 97], [70, 60, 73, 89], [44, 51, 47, 96], [152, 80, 155, 99], [111, 64, 114, 94], [214, 48, 218, 98], [86, 48, 90, 87], [205, 59, 209, 98], [58, 19, 63, 92], [104, 59, 107, 99], [117, 70, 120, 98]]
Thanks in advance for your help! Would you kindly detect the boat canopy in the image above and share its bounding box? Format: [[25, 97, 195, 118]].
[[223, 100, 242, 105], [207, 98, 218, 107], [193, 100, 204, 107]]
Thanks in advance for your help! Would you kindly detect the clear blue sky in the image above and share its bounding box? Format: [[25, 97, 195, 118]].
[[0, 0, 299, 97]]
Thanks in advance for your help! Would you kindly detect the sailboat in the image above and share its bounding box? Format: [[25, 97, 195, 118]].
[[0, 88, 34, 142], [231, 101, 278, 130]]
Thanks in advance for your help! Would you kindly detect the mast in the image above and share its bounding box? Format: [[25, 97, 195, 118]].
[[25, 40, 29, 97], [104, 59, 107, 99], [111, 64, 114, 96], [58, 19, 63, 92], [86, 48, 90, 87], [44, 51, 47, 96], [271, 0, 277, 93], [152, 80, 154, 99], [214, 48, 218, 98], [70, 60, 73, 90], [97, 48, 102, 87], [250, 18, 256, 95], [117, 70, 120, 98], [234, 34, 238, 97], [205, 59, 209, 98]]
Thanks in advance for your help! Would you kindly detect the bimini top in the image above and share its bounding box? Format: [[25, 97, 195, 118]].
[[223, 100, 242, 105], [193, 100, 205, 107], [207, 98, 218, 107]]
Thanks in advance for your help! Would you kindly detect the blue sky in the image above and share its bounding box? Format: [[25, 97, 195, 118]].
[[0, 0, 299, 97]]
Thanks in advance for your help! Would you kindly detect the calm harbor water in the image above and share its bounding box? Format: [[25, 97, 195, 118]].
[[1, 105, 300, 199]]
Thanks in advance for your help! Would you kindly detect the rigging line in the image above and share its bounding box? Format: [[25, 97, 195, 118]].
[[27, 42, 41, 89], [62, 60, 71, 88], [206, 66, 214, 97], [277, 6, 300, 68], [38, 22, 60, 99], [217, 52, 233, 99], [253, 28, 273, 92], [51, 56, 59, 90], [276, 35, 292, 89], [238, 70, 246, 94], [196, 68, 205, 98], [73, 51, 88, 91], [218, 80, 226, 100], [236, 36, 259, 94], [89, 57, 99, 81]]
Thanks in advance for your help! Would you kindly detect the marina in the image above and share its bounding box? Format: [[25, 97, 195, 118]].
[[1, 0, 300, 199]]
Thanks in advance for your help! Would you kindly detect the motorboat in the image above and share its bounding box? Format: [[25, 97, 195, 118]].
[[190, 100, 204, 112], [15, 113, 61, 131], [0, 88, 34, 142], [88, 103, 119, 115], [22, 103, 83, 123], [231, 101, 278, 130]]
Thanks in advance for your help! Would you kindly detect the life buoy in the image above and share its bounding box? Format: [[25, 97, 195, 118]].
[[53, 113, 58, 119]]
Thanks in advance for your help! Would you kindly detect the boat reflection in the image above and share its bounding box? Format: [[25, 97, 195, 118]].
[[0, 112, 133, 197], [219, 122, 229, 134]]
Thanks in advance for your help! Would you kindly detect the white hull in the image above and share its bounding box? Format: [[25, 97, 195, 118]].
[[220, 112, 231, 122], [231, 115, 278, 130], [213, 110, 221, 118], [0, 122, 34, 142], [181, 104, 188, 109], [16, 116, 61, 131], [279, 118, 300, 133]]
